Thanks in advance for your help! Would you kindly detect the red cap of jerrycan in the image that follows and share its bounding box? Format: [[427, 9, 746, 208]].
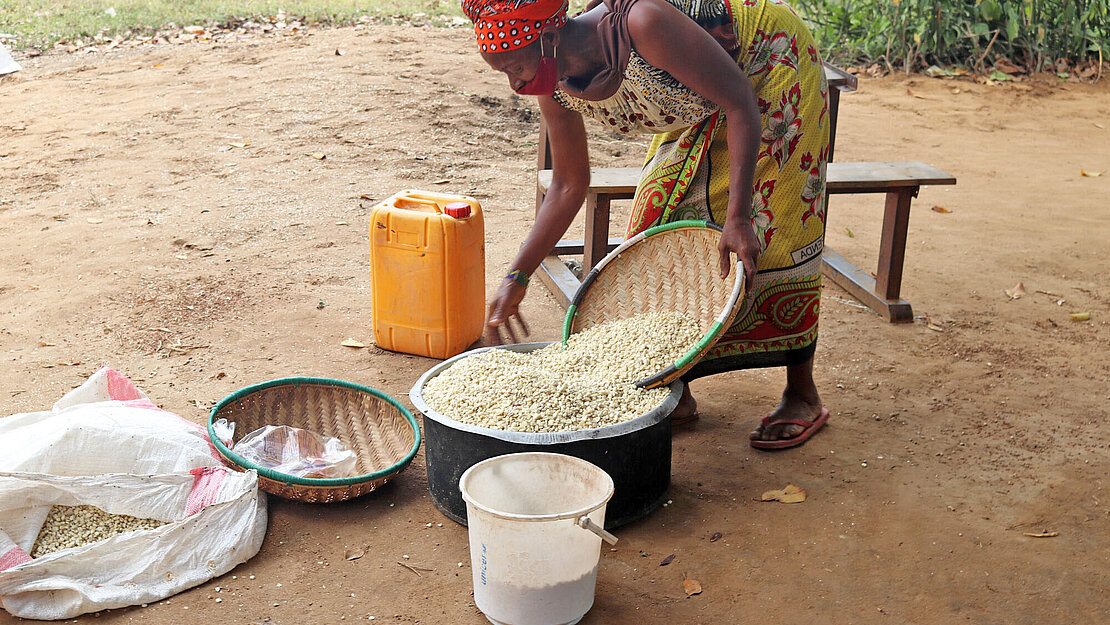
[[444, 201, 471, 219]]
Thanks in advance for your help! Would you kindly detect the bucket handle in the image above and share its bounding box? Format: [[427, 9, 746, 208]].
[[577, 516, 618, 545]]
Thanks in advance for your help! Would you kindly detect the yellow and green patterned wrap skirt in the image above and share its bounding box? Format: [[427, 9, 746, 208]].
[[630, 0, 830, 377]]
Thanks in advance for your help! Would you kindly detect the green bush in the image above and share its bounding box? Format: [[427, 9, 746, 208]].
[[795, 0, 1110, 72]]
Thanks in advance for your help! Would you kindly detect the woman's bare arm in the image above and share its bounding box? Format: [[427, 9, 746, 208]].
[[511, 96, 591, 278], [627, 0, 763, 286], [484, 95, 590, 343]]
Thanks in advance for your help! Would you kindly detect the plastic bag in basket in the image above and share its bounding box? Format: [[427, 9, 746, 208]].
[[233, 425, 358, 479]]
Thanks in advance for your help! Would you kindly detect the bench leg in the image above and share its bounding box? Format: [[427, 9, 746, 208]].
[[822, 248, 914, 323], [584, 192, 612, 273], [876, 187, 917, 301], [535, 256, 580, 309], [821, 186, 918, 323], [537, 192, 621, 310]]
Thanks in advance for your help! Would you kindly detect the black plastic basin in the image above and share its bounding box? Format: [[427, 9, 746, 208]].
[[409, 342, 680, 529]]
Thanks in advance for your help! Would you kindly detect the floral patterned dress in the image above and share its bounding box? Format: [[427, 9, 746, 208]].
[[553, 0, 830, 376]]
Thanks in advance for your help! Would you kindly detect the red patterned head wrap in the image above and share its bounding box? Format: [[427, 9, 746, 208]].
[[461, 0, 569, 53]]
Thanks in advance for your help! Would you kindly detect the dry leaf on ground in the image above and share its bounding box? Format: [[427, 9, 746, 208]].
[[1023, 531, 1059, 538], [1080, 170, 1102, 177], [1069, 312, 1091, 322], [310, 153, 326, 160], [659, 554, 675, 566], [931, 205, 951, 213], [709, 532, 722, 542], [683, 578, 702, 596], [1005, 282, 1027, 299], [341, 339, 366, 348], [344, 547, 366, 560], [760, 484, 806, 503]]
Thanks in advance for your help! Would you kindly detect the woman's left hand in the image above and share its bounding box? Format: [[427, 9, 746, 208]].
[[718, 218, 760, 289]]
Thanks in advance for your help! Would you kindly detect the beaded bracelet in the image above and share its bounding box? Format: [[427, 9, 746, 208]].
[[506, 269, 530, 287]]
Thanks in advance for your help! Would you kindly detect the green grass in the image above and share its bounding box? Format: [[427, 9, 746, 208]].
[[796, 0, 1110, 72], [0, 0, 465, 50]]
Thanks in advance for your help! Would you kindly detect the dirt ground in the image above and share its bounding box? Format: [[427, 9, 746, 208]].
[[2, 19, 1109, 625]]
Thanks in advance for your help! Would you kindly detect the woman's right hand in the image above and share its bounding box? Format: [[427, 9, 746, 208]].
[[718, 217, 760, 290], [485, 279, 530, 345]]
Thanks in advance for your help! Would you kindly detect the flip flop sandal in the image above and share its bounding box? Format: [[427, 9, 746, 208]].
[[750, 407, 830, 450]]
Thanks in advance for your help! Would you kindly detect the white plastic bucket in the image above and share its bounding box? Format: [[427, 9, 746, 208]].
[[459, 452, 616, 625]]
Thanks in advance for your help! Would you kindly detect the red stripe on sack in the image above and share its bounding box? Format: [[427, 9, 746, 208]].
[[0, 546, 32, 571], [105, 368, 145, 401], [183, 417, 224, 461], [104, 369, 223, 460], [203, 438, 223, 461], [185, 467, 227, 516]]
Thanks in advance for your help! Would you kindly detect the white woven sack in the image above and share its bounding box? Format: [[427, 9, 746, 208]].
[[0, 368, 268, 620], [0, 43, 19, 75], [0, 367, 221, 475]]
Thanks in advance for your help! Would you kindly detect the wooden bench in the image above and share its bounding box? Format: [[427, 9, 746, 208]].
[[537, 161, 956, 322]]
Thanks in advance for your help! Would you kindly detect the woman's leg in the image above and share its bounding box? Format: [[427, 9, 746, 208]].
[[749, 355, 824, 442]]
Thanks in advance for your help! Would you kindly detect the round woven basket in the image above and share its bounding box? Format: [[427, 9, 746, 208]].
[[563, 220, 746, 389], [207, 378, 421, 503]]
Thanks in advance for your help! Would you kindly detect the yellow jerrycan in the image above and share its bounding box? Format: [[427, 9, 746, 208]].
[[369, 190, 485, 359]]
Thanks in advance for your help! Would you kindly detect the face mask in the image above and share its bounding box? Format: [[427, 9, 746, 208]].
[[514, 42, 558, 96]]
